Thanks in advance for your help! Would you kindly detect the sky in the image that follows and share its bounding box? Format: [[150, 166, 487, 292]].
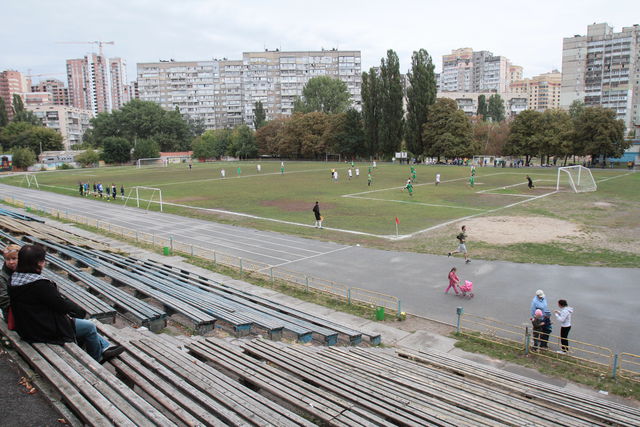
[[1, 0, 637, 84]]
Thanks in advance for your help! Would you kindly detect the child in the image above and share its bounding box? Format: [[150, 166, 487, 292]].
[[445, 267, 460, 295]]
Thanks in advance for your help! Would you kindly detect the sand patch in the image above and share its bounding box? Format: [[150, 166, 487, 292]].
[[463, 216, 585, 244]]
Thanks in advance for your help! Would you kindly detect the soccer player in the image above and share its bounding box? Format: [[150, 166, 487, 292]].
[[355, 167, 360, 177], [405, 179, 413, 197], [280, 163, 285, 174], [348, 168, 353, 180], [435, 173, 441, 186], [237, 166, 242, 175], [411, 166, 416, 182], [257, 164, 261, 173], [367, 173, 372, 186], [448, 225, 470, 263], [469, 175, 475, 188], [373, 160, 377, 169], [526, 175, 534, 189], [221, 169, 226, 178], [312, 201, 322, 228], [120, 185, 125, 198]]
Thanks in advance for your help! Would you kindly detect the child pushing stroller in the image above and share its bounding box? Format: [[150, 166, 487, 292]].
[[445, 267, 474, 298]]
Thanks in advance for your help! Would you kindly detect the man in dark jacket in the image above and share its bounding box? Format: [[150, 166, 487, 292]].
[[9, 245, 124, 363], [312, 201, 323, 229]]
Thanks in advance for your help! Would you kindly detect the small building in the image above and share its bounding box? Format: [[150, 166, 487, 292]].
[[160, 151, 193, 163], [0, 154, 13, 172], [38, 150, 86, 168]]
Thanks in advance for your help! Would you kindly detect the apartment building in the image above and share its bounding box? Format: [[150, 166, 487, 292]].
[[510, 70, 562, 111], [31, 78, 70, 106], [26, 105, 92, 149], [0, 70, 29, 120], [109, 58, 132, 110], [561, 23, 640, 132], [137, 49, 361, 129], [440, 48, 521, 93], [437, 91, 529, 118]]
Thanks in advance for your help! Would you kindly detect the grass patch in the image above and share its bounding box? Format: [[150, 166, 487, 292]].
[[454, 332, 640, 399]]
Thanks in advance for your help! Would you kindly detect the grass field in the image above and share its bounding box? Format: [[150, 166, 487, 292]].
[[3, 160, 639, 266]]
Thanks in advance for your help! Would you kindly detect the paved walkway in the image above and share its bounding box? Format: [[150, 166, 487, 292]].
[[1, 183, 639, 357]]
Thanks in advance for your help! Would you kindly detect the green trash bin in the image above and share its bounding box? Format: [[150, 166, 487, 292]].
[[375, 306, 385, 321], [163, 246, 170, 256]]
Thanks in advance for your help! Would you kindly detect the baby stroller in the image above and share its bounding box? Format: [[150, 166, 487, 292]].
[[458, 280, 474, 298]]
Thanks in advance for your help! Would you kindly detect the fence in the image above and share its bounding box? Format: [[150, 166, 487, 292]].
[[5, 196, 402, 317], [455, 307, 640, 381]]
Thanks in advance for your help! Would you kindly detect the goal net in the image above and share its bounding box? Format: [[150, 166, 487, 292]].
[[136, 157, 167, 168], [556, 166, 597, 193], [123, 186, 164, 212], [20, 173, 40, 189]]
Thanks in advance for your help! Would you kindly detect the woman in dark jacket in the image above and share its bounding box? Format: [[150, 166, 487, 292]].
[[9, 245, 124, 363]]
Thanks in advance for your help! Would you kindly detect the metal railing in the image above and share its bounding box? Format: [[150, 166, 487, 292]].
[[6, 196, 402, 316], [455, 307, 639, 381]]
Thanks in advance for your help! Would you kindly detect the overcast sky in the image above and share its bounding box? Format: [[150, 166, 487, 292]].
[[1, 0, 637, 84]]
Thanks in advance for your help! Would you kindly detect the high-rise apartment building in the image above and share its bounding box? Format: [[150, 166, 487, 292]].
[[67, 53, 131, 115], [441, 48, 521, 93], [31, 78, 70, 106], [510, 70, 562, 111], [26, 105, 92, 149], [137, 49, 361, 129], [0, 70, 29, 120], [561, 23, 640, 132]]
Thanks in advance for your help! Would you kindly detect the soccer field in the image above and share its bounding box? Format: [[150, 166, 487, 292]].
[[3, 161, 636, 239]]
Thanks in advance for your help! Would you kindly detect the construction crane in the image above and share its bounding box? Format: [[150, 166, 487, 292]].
[[56, 41, 115, 57]]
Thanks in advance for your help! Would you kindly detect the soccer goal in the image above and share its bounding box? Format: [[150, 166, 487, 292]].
[[136, 157, 167, 168], [20, 173, 40, 189], [556, 166, 597, 192], [124, 186, 163, 212]]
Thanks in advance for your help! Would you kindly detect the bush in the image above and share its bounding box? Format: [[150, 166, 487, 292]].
[[12, 147, 36, 169], [58, 163, 73, 170]]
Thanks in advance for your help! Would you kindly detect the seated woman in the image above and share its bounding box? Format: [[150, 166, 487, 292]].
[[0, 244, 20, 320], [9, 244, 124, 364]]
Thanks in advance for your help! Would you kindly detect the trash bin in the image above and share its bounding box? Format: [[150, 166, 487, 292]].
[[163, 246, 170, 256], [375, 306, 385, 321]]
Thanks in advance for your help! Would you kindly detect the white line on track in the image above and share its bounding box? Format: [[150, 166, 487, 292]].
[[343, 195, 487, 211], [258, 246, 353, 270]]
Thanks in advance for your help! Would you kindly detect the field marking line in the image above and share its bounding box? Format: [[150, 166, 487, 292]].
[[151, 167, 331, 187], [257, 246, 352, 271], [343, 195, 487, 211], [595, 171, 634, 183]]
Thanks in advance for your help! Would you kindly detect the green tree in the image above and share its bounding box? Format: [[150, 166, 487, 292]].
[[361, 68, 381, 158], [568, 99, 585, 120], [255, 118, 287, 156], [405, 49, 437, 157], [472, 120, 510, 155], [476, 95, 488, 120], [379, 49, 404, 158], [0, 122, 33, 149], [0, 98, 9, 127], [227, 125, 257, 159], [423, 98, 475, 159], [293, 76, 350, 114], [0, 123, 62, 154], [11, 147, 36, 169], [574, 106, 627, 165], [279, 113, 330, 158], [186, 116, 206, 137], [487, 94, 506, 122], [538, 109, 573, 164], [132, 138, 160, 161], [11, 94, 41, 125], [101, 136, 131, 164], [74, 149, 100, 167], [504, 110, 543, 164], [253, 101, 267, 129], [325, 109, 366, 158]]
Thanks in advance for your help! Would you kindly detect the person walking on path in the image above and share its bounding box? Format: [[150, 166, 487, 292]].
[[526, 175, 534, 189], [8, 245, 125, 364], [445, 267, 460, 295], [554, 299, 573, 353], [448, 225, 470, 263], [312, 202, 323, 229], [530, 289, 548, 317]]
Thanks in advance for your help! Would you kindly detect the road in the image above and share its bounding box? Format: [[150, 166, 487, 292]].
[[1, 183, 638, 357]]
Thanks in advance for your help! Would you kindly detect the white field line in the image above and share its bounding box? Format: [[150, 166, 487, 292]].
[[256, 246, 352, 271], [595, 171, 634, 183], [343, 196, 487, 211], [152, 167, 330, 187]]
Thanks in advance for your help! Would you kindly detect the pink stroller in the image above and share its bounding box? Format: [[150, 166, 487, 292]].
[[458, 280, 474, 298]]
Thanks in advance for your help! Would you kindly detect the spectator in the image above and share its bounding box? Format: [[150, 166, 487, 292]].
[[530, 289, 548, 317], [531, 309, 544, 351], [554, 299, 573, 353], [0, 244, 20, 320], [8, 245, 125, 364]]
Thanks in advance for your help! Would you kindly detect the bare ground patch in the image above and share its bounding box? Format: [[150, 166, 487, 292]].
[[170, 196, 209, 203], [463, 216, 586, 245], [260, 199, 335, 212]]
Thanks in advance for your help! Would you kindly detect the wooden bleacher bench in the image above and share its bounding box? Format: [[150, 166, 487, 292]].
[[0, 321, 176, 427]]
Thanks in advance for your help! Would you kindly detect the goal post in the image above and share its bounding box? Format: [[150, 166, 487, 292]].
[[556, 166, 597, 193], [123, 186, 163, 212], [136, 157, 167, 168], [20, 173, 40, 189]]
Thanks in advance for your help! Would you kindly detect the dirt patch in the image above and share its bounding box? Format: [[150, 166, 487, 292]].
[[593, 202, 614, 208], [260, 199, 334, 212], [464, 216, 585, 244]]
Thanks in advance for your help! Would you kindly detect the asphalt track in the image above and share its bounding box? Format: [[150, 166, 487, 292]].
[[1, 183, 638, 357]]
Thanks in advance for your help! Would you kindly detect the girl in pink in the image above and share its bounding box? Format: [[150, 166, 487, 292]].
[[446, 267, 460, 295]]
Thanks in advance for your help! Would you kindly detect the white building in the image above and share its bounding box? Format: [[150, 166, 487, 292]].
[[441, 48, 522, 94], [26, 105, 93, 149], [437, 91, 529, 118]]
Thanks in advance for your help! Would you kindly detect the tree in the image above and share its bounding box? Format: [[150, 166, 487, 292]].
[[476, 95, 488, 120], [325, 109, 366, 158], [101, 136, 131, 164], [186, 116, 206, 138], [74, 149, 100, 167], [361, 68, 381, 157], [0, 98, 8, 127], [192, 129, 233, 160], [574, 106, 627, 164], [11, 147, 36, 169], [11, 94, 41, 125], [537, 109, 573, 164], [472, 120, 510, 155], [227, 125, 257, 159], [253, 101, 267, 129], [0, 123, 62, 154], [132, 138, 160, 161], [255, 118, 287, 156], [405, 49, 437, 157], [279, 113, 330, 158], [293, 76, 350, 114], [504, 110, 543, 164], [568, 99, 585, 120], [487, 94, 506, 122], [423, 98, 476, 159], [379, 49, 404, 158]]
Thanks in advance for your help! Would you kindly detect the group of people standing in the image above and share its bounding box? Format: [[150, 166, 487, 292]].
[[79, 182, 125, 200], [531, 289, 574, 353], [0, 244, 125, 364]]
